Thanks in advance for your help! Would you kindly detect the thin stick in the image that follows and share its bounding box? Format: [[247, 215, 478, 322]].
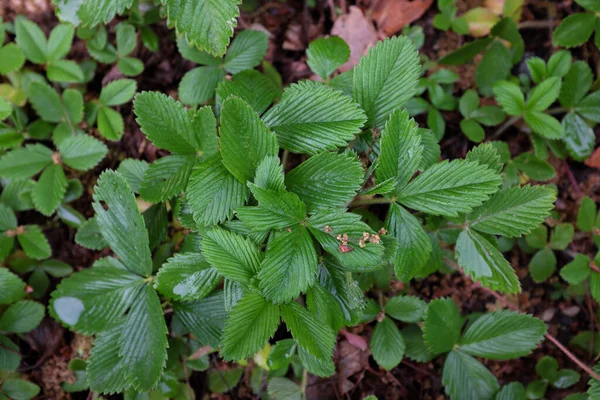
[[491, 116, 522, 139], [563, 160, 582, 198], [349, 197, 394, 207], [518, 20, 558, 29]]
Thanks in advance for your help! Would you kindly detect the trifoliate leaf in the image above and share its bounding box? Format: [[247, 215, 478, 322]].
[[306, 36, 350, 80], [0, 267, 26, 304], [385, 203, 432, 281], [258, 226, 317, 303], [97, 106, 124, 140], [92, 170, 152, 276], [458, 310, 546, 359], [468, 185, 555, 237], [162, 0, 240, 57], [139, 155, 196, 203], [216, 70, 280, 115], [563, 112, 595, 161], [201, 227, 262, 285], [370, 317, 405, 370], [134, 91, 217, 154], [376, 109, 423, 194], [221, 291, 280, 361], [493, 80, 525, 116], [173, 291, 227, 348], [397, 159, 501, 217], [32, 164, 67, 216], [186, 154, 249, 225], [155, 253, 220, 301], [220, 96, 278, 183], [385, 295, 427, 323], [442, 350, 499, 400], [236, 184, 306, 231], [285, 151, 363, 213], [117, 159, 148, 194], [262, 81, 366, 155], [99, 79, 137, 106], [15, 18, 47, 64], [352, 36, 420, 128], [423, 298, 462, 355], [0, 300, 44, 333], [223, 29, 268, 74], [58, 134, 108, 171], [456, 229, 521, 293], [118, 284, 167, 391], [50, 259, 141, 334], [308, 209, 384, 271], [17, 225, 51, 260], [281, 301, 335, 361]]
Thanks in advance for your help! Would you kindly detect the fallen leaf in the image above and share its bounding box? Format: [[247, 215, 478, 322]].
[[462, 7, 501, 37], [372, 0, 434, 35], [331, 6, 378, 72], [585, 147, 600, 168], [340, 329, 368, 351]]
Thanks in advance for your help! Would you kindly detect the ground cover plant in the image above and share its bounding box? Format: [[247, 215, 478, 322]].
[[0, 0, 599, 399]]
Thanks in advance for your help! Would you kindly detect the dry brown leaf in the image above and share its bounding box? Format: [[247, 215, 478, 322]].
[[585, 147, 600, 168], [331, 6, 378, 72], [372, 0, 434, 35]]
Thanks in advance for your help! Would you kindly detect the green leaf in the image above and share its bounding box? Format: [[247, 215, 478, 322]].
[[86, 324, 128, 393], [476, 41, 512, 97], [224, 29, 268, 74], [258, 226, 317, 303], [456, 229, 521, 294], [97, 106, 124, 140], [493, 80, 524, 116], [549, 223, 574, 250], [92, 171, 152, 276], [47, 24, 74, 61], [423, 298, 462, 355], [527, 57, 546, 84], [306, 283, 345, 332], [512, 153, 556, 181], [559, 61, 593, 108], [27, 82, 63, 123], [118, 285, 167, 391], [208, 367, 243, 393], [460, 119, 485, 142], [176, 37, 222, 65], [370, 317, 405, 370], [0, 144, 52, 180], [459, 310, 546, 359], [524, 111, 564, 139], [252, 155, 285, 191], [473, 108, 506, 127], [99, 79, 137, 106], [385, 295, 427, 323], [32, 164, 68, 216], [55, 0, 134, 27], [496, 382, 526, 400], [201, 227, 262, 284], [262, 81, 366, 155], [134, 91, 217, 154], [552, 13, 596, 48], [574, 91, 600, 123], [352, 36, 420, 128], [155, 253, 220, 301], [139, 155, 196, 202], [526, 77, 561, 112], [267, 378, 303, 400], [117, 159, 148, 194], [577, 196, 596, 232], [385, 203, 431, 281], [397, 159, 501, 217], [220, 96, 278, 183], [459, 89, 480, 117], [376, 109, 423, 194], [15, 18, 47, 64], [187, 154, 249, 225], [75, 217, 108, 251], [306, 36, 350, 80], [0, 300, 44, 333], [115, 22, 136, 56], [0, 336, 21, 371], [307, 210, 384, 271], [0, 44, 26, 74], [2, 379, 40, 400], [17, 225, 51, 260], [173, 291, 227, 348], [236, 185, 306, 231], [47, 60, 84, 83], [0, 268, 26, 304], [438, 37, 493, 65], [281, 301, 335, 361], [163, 0, 240, 57], [576, 0, 600, 12], [117, 57, 143, 76], [221, 291, 280, 361], [402, 325, 433, 363], [547, 50, 572, 78], [442, 350, 499, 400], [58, 134, 108, 171], [561, 254, 591, 284], [216, 70, 279, 115], [178, 66, 225, 105], [468, 185, 556, 237], [563, 112, 595, 161], [285, 151, 363, 213]]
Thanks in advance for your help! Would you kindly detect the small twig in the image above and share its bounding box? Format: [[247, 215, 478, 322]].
[[326, 0, 337, 21], [491, 116, 522, 139], [517, 20, 558, 29], [563, 160, 582, 198], [349, 197, 394, 207]]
